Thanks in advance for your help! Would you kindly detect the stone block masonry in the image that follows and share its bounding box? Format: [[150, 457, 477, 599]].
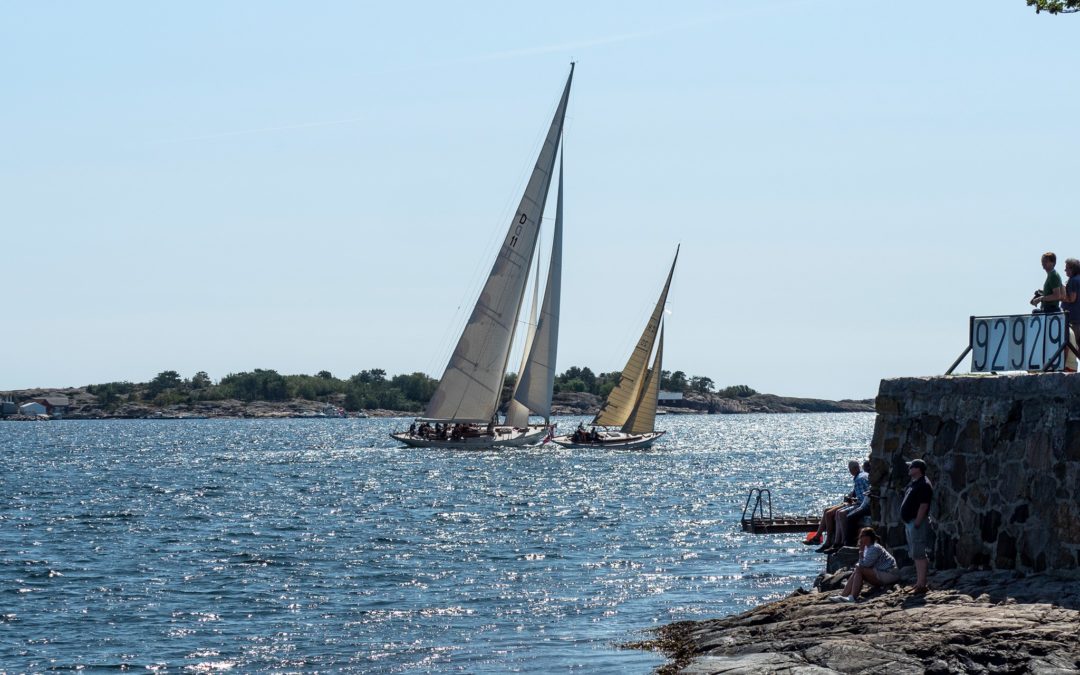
[[871, 373, 1080, 572]]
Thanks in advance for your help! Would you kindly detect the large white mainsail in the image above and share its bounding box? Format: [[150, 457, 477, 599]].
[[622, 323, 663, 435], [510, 151, 564, 425], [593, 246, 679, 427], [425, 66, 574, 423]]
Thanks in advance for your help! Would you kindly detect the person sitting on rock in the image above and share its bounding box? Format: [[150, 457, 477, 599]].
[[831, 461, 872, 552], [829, 527, 899, 603], [811, 460, 867, 553]]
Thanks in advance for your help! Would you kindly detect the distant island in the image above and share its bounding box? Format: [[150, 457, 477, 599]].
[[0, 367, 873, 420]]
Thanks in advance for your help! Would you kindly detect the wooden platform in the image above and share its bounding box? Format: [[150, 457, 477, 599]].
[[740, 516, 818, 534]]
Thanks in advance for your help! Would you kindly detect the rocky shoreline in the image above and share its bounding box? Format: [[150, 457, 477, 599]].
[[1, 387, 874, 420], [630, 568, 1080, 674], [552, 391, 873, 416]]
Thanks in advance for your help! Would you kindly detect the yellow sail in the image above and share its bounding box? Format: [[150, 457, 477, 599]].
[[592, 247, 678, 426], [622, 324, 663, 434]]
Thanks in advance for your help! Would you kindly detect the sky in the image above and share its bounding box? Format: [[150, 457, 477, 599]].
[[2, 1, 1078, 400]]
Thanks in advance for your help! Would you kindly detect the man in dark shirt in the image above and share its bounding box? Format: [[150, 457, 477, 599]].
[[900, 459, 933, 593], [1061, 258, 1080, 372]]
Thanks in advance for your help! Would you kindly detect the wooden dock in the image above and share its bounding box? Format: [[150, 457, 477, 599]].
[[740, 516, 818, 534], [740, 487, 818, 534]]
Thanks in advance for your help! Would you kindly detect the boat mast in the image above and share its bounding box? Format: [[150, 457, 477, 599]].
[[490, 64, 574, 423], [593, 245, 679, 427], [423, 63, 574, 423]]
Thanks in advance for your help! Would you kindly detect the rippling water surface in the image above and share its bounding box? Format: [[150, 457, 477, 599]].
[[1, 413, 873, 672]]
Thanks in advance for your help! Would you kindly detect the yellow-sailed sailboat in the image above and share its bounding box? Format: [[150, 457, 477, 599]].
[[552, 247, 678, 450]]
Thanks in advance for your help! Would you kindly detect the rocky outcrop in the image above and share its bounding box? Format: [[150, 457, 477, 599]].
[[632, 570, 1080, 674], [871, 374, 1080, 572], [550, 391, 603, 415], [637, 373, 1080, 673], [3, 387, 872, 420]]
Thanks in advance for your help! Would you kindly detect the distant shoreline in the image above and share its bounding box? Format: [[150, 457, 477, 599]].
[[1, 386, 874, 421]]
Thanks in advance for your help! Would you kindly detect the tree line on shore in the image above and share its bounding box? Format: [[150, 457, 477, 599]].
[[84, 367, 758, 413]]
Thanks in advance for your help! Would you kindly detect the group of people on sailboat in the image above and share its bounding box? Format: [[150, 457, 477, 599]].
[[409, 421, 493, 442], [570, 423, 602, 444]]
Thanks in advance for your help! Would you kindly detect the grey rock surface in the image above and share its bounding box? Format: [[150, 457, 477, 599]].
[[630, 571, 1080, 674]]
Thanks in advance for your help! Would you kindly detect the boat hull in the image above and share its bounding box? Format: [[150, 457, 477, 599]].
[[550, 430, 665, 450], [390, 424, 550, 449]]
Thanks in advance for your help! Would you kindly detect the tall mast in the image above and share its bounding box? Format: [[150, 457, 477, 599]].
[[424, 64, 574, 422]]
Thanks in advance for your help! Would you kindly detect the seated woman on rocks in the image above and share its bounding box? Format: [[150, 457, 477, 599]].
[[829, 527, 899, 603]]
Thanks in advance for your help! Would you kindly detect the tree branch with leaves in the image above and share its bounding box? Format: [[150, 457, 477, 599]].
[[1026, 0, 1080, 13]]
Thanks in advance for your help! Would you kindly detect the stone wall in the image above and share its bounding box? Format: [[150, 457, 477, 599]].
[[870, 373, 1080, 572]]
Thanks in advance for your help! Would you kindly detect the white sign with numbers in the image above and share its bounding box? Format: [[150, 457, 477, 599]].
[[971, 313, 1067, 372]]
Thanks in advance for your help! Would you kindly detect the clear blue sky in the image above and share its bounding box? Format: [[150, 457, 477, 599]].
[[3, 1, 1078, 399]]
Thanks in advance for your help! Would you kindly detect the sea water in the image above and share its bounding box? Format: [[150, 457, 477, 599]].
[[0, 413, 873, 672]]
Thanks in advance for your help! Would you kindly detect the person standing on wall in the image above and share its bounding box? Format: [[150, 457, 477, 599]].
[[900, 459, 933, 594], [1059, 257, 1080, 373], [1030, 251, 1066, 313]]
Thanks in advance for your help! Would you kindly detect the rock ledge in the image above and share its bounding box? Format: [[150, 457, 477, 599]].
[[629, 570, 1080, 674]]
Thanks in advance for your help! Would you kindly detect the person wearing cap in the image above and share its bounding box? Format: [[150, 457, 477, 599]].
[[900, 459, 933, 594], [829, 527, 899, 603]]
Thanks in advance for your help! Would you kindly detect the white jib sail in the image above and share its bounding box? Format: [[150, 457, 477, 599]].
[[593, 246, 679, 427], [506, 236, 543, 428], [425, 66, 574, 422], [511, 150, 564, 424]]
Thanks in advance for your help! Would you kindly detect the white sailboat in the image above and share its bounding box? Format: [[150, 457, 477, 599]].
[[391, 66, 572, 449], [552, 247, 678, 450]]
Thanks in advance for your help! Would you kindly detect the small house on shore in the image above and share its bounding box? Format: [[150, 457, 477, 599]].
[[19, 401, 47, 416], [32, 396, 70, 418]]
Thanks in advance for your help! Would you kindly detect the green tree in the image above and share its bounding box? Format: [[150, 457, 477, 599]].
[[284, 374, 346, 400], [87, 381, 134, 410], [554, 366, 599, 394], [1026, 0, 1080, 12], [353, 369, 387, 384], [154, 390, 188, 406], [717, 384, 758, 399], [148, 370, 183, 397], [662, 370, 688, 392], [391, 372, 438, 404], [690, 375, 715, 394], [595, 371, 620, 398], [562, 378, 587, 393], [219, 369, 290, 401], [317, 370, 333, 379], [191, 371, 212, 389]]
